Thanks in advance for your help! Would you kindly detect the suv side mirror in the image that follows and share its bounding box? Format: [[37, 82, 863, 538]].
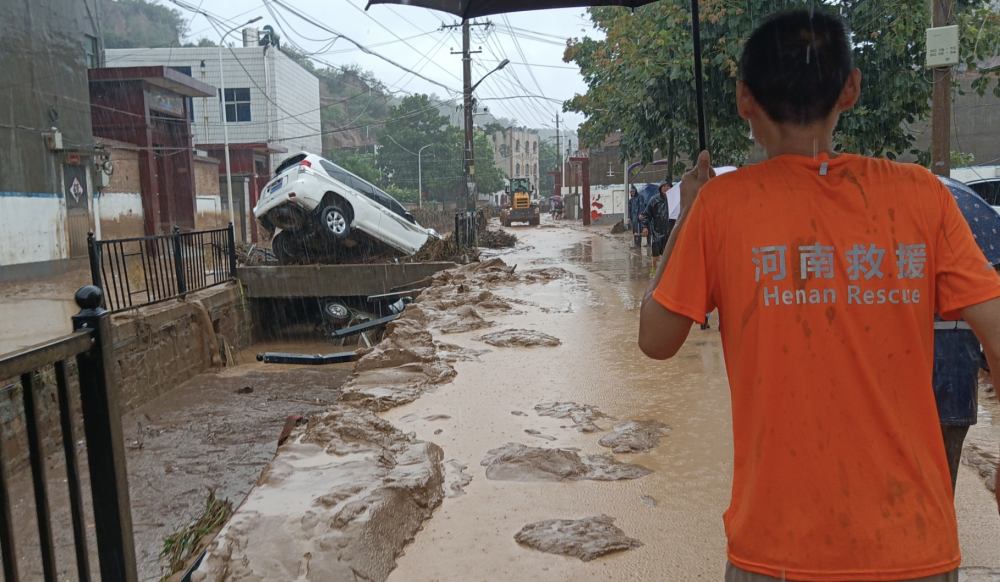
[[404, 211, 416, 224]]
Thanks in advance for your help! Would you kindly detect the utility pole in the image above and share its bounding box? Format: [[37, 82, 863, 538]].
[[462, 19, 476, 211], [443, 20, 490, 212], [930, 0, 953, 177], [554, 112, 561, 174]]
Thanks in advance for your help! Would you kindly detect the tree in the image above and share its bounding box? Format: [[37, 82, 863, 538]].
[[375, 94, 504, 202], [537, 138, 559, 195], [564, 0, 1000, 168], [100, 0, 187, 49]]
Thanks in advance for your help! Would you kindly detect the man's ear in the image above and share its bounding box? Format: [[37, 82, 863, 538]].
[[736, 80, 756, 120], [837, 69, 862, 112]]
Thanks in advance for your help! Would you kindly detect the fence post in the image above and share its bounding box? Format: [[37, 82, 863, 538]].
[[227, 222, 238, 278], [87, 231, 104, 304], [454, 212, 461, 251], [72, 286, 138, 582], [172, 225, 187, 298]]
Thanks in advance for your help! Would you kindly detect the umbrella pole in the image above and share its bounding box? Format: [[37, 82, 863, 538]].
[[690, 0, 707, 153]]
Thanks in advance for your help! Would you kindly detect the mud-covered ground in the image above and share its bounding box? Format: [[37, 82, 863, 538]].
[[0, 267, 89, 354]]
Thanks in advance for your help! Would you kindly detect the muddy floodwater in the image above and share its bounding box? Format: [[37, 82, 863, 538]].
[[379, 219, 1000, 580]]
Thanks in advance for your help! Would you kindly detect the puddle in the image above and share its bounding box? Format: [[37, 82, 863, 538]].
[[514, 515, 643, 561], [474, 329, 561, 347], [480, 442, 652, 482], [598, 420, 672, 453]]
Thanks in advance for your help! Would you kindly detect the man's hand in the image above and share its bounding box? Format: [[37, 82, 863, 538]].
[[680, 151, 715, 214]]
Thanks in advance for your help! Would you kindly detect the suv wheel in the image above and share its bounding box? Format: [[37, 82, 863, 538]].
[[321, 300, 351, 323], [272, 231, 301, 265], [321, 206, 351, 239]]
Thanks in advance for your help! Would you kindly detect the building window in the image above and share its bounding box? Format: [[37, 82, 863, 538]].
[[85, 35, 99, 69], [533, 141, 537, 154], [533, 164, 537, 176], [224, 88, 252, 122], [516, 163, 520, 176], [516, 140, 520, 152]]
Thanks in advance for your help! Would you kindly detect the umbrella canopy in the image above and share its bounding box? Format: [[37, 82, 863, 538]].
[[365, 0, 657, 19], [939, 176, 1000, 266]]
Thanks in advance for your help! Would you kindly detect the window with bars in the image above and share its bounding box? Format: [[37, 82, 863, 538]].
[[224, 88, 251, 122], [85, 35, 99, 69]]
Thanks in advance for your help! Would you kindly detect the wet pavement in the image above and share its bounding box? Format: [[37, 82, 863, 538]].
[[0, 269, 88, 355], [378, 218, 1000, 580]]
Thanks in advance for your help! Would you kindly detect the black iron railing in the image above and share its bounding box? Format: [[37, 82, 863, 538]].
[[0, 286, 137, 582], [89, 225, 237, 313]]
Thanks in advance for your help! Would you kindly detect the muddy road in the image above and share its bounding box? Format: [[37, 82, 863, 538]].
[[376, 220, 1000, 580]]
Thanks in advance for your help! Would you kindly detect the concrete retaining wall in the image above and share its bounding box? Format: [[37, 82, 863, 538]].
[[111, 284, 250, 413], [0, 194, 68, 268], [0, 283, 250, 473]]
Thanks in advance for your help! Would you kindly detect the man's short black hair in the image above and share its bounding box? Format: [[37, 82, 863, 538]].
[[739, 9, 854, 125]]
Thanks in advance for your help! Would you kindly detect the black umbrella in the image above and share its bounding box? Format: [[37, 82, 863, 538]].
[[365, 0, 710, 152], [939, 176, 1000, 266]]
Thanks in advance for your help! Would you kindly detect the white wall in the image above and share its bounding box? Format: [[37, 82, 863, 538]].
[[560, 184, 626, 216], [0, 194, 67, 267], [97, 192, 143, 222], [105, 47, 321, 165]]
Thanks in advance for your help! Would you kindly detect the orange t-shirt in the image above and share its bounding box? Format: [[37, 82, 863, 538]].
[[654, 153, 1000, 581]]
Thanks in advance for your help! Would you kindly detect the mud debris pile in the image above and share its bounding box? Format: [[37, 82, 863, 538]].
[[534, 402, 610, 433], [474, 329, 561, 348], [481, 442, 652, 482], [193, 407, 444, 582], [598, 420, 672, 453], [514, 515, 643, 562]]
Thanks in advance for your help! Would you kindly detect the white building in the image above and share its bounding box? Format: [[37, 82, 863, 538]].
[[106, 30, 321, 166], [490, 127, 540, 187]]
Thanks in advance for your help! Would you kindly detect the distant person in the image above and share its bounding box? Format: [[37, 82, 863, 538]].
[[627, 185, 643, 248], [641, 180, 672, 271], [639, 9, 1000, 582], [550, 193, 564, 220]]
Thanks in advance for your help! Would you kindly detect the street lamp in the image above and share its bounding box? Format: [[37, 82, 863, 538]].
[[463, 54, 510, 212], [418, 143, 432, 208], [218, 16, 262, 233]]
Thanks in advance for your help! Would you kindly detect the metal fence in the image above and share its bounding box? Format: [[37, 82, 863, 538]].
[[89, 225, 237, 313], [454, 211, 479, 251], [0, 287, 137, 582]]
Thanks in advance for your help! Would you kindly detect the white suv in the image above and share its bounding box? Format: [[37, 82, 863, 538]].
[[254, 152, 441, 264]]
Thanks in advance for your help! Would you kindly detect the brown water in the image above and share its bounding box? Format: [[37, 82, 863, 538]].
[[382, 219, 1000, 580]]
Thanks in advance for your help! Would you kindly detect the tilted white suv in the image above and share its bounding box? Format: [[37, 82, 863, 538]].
[[254, 152, 440, 264]]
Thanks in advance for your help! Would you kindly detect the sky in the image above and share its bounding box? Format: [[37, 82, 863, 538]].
[[170, 0, 599, 135]]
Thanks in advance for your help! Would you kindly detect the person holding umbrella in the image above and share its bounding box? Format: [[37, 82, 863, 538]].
[[641, 180, 673, 271], [933, 177, 1000, 494], [627, 185, 643, 248], [639, 9, 1000, 582]]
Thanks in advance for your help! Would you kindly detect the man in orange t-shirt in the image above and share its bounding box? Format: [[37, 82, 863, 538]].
[[638, 10, 1000, 582]]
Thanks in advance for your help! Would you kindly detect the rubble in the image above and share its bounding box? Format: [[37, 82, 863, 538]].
[[514, 515, 643, 562], [474, 329, 561, 348], [193, 407, 444, 582], [534, 402, 611, 433], [598, 420, 672, 453], [480, 443, 652, 482]]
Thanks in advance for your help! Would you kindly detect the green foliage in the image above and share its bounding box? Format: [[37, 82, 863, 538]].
[[537, 138, 559, 195], [952, 150, 976, 167], [100, 0, 187, 49], [564, 0, 1000, 166], [326, 149, 382, 185], [280, 47, 391, 150], [159, 490, 232, 581], [373, 94, 503, 202]]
